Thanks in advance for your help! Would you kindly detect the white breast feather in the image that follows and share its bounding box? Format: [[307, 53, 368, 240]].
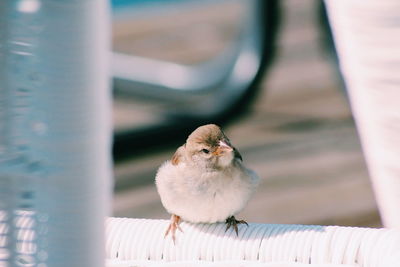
[[155, 160, 259, 223]]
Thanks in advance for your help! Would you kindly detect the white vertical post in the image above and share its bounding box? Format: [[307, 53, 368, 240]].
[[324, 0, 400, 228], [0, 0, 112, 266]]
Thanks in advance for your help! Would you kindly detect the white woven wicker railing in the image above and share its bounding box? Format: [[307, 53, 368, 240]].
[[3, 214, 400, 266], [104, 217, 400, 267]]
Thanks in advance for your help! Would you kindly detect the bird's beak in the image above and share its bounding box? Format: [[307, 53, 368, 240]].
[[218, 140, 233, 151], [220, 140, 243, 161], [213, 140, 233, 156]]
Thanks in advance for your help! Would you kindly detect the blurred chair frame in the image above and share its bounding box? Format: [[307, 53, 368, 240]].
[[113, 0, 278, 119], [112, 0, 279, 156]]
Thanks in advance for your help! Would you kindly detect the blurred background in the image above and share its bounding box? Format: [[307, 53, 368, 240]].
[[111, 0, 381, 227]]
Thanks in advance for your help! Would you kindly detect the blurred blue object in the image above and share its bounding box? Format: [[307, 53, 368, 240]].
[[0, 0, 112, 266], [112, 0, 185, 9]]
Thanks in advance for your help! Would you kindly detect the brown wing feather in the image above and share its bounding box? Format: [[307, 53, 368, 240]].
[[171, 145, 185, 165]]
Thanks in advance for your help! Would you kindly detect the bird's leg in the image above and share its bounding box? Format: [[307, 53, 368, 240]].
[[164, 214, 183, 243], [225, 216, 249, 236]]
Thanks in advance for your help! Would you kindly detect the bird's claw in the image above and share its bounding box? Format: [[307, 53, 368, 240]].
[[164, 214, 182, 244], [225, 216, 248, 236]]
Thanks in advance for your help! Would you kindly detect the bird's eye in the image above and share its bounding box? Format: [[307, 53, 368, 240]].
[[201, 149, 210, 154]]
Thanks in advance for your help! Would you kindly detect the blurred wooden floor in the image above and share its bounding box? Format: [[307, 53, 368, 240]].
[[112, 0, 381, 227]]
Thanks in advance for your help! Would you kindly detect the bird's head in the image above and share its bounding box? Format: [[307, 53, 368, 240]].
[[185, 124, 242, 169]]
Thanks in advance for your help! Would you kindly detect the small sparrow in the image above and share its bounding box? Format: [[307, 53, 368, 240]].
[[155, 124, 259, 242]]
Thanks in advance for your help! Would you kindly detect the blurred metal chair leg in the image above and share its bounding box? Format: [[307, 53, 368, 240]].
[[112, 0, 280, 157], [113, 0, 277, 119]]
